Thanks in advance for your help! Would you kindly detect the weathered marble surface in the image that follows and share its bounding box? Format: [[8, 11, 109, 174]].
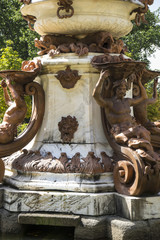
[[115, 193, 160, 221], [2, 186, 160, 220], [3, 187, 115, 216], [4, 169, 114, 192], [21, 0, 144, 38], [25, 54, 113, 160]]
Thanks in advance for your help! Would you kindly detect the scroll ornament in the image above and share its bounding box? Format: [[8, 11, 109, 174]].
[[0, 60, 45, 159], [92, 57, 160, 196], [57, 0, 74, 19]]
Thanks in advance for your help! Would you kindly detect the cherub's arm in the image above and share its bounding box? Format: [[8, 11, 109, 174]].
[[129, 71, 148, 106], [1, 80, 12, 106], [92, 70, 112, 108], [146, 78, 158, 105]]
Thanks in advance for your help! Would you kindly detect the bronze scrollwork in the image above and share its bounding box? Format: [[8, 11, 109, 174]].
[[57, 0, 74, 19], [0, 60, 45, 158], [4, 150, 114, 174], [22, 15, 36, 31], [35, 32, 126, 56], [92, 57, 160, 196], [20, 0, 31, 5], [131, 0, 154, 26]]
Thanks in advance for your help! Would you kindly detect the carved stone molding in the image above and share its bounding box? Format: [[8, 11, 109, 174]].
[[56, 66, 81, 89], [57, 0, 74, 19], [58, 116, 79, 143], [4, 150, 114, 174], [35, 32, 127, 56]]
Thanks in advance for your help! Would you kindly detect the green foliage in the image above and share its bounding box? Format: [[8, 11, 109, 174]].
[[0, 40, 22, 71], [145, 80, 160, 121], [123, 9, 160, 65], [124, 9, 160, 122], [0, 0, 38, 60], [17, 123, 28, 135]]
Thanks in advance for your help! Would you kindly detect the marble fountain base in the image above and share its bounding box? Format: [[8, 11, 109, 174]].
[[1, 53, 160, 239], [0, 183, 160, 240]]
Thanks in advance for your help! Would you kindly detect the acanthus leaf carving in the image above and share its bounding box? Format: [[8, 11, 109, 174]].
[[35, 32, 127, 56], [4, 150, 113, 174]]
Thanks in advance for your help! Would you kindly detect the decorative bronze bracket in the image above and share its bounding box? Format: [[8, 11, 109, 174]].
[[57, 0, 74, 19], [56, 66, 81, 89], [22, 15, 36, 31]]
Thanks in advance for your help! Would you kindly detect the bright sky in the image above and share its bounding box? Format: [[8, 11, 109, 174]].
[[148, 0, 160, 71]]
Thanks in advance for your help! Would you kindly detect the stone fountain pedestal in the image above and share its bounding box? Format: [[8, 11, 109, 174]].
[[1, 0, 160, 239], [2, 53, 160, 240]]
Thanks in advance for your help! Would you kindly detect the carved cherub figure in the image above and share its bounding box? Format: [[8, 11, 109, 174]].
[[0, 79, 27, 144]]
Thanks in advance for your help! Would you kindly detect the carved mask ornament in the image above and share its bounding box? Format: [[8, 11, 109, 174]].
[[58, 116, 79, 143], [56, 66, 81, 89]]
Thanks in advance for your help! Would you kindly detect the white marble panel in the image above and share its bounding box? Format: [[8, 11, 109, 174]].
[[33, 54, 109, 146], [4, 169, 114, 192], [115, 193, 160, 221], [3, 187, 115, 216]]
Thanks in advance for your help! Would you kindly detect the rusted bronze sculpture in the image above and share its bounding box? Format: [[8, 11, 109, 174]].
[[58, 115, 79, 143], [0, 60, 45, 158], [92, 62, 160, 196], [35, 32, 126, 56], [57, 0, 74, 19], [131, 0, 154, 26], [0, 79, 27, 144], [56, 66, 81, 89], [4, 149, 113, 174], [20, 0, 31, 4], [22, 15, 36, 31]]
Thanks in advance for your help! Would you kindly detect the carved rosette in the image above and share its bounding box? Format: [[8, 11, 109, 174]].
[[58, 116, 78, 143], [56, 66, 81, 89], [57, 0, 74, 19]]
